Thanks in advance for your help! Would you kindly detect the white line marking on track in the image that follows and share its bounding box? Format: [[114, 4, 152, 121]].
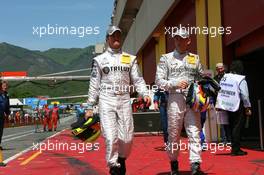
[[3, 129, 67, 164], [2, 132, 34, 142], [3, 130, 35, 139]]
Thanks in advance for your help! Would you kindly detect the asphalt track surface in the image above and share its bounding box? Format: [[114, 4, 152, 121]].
[[0, 114, 264, 175], [1, 114, 76, 163]]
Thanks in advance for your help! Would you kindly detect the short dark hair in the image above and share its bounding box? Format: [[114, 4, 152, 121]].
[[0, 80, 8, 91], [230, 60, 244, 74], [1, 80, 8, 85]]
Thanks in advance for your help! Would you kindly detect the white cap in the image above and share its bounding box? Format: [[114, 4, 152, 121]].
[[106, 25, 121, 36], [173, 28, 189, 38], [216, 63, 224, 68]]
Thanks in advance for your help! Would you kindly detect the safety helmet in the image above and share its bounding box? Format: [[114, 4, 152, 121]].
[[72, 114, 101, 142], [187, 83, 209, 112], [186, 76, 220, 112]]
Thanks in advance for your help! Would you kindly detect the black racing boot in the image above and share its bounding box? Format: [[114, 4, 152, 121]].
[[118, 157, 126, 175], [109, 166, 120, 175], [191, 162, 204, 175], [170, 161, 179, 175]]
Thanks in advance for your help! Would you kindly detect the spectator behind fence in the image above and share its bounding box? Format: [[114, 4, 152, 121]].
[[0, 81, 10, 150]]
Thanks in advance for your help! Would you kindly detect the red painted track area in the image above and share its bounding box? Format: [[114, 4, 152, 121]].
[[0, 130, 264, 175]]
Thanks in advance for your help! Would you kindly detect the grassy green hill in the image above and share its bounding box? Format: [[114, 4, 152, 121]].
[[9, 80, 89, 103], [0, 42, 64, 76], [0, 42, 96, 102], [38, 46, 94, 66]]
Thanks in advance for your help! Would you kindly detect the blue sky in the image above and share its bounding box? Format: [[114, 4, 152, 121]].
[[0, 0, 114, 51]]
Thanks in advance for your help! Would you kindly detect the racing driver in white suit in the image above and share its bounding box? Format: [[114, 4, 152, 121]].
[[86, 26, 151, 175], [155, 28, 204, 175]]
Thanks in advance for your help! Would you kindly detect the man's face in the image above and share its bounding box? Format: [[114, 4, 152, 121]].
[[2, 83, 8, 92], [216, 66, 225, 75], [174, 36, 191, 53], [107, 31, 122, 49]]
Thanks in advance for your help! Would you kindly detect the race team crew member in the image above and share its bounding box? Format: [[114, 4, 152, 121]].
[[214, 63, 231, 144], [43, 104, 51, 132], [51, 103, 59, 131], [155, 28, 204, 175], [86, 26, 151, 175], [216, 60, 252, 156]]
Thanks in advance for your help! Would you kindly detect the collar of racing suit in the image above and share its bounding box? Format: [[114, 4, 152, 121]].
[[107, 47, 122, 55], [173, 49, 188, 60]]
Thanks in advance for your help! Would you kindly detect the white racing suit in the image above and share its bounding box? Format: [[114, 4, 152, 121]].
[[155, 50, 204, 164], [87, 47, 148, 167]]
